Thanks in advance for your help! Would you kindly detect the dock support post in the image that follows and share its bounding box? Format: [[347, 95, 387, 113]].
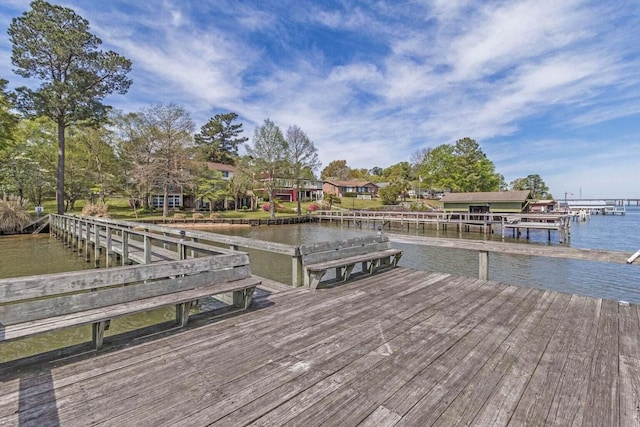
[[479, 251, 489, 280]]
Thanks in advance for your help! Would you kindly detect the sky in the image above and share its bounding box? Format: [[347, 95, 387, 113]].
[[1, 0, 639, 199]]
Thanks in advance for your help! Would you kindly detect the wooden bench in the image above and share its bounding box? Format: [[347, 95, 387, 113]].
[[299, 235, 402, 289], [0, 253, 260, 350]]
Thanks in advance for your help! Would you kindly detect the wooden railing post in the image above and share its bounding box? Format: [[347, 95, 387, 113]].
[[122, 230, 129, 265], [479, 251, 489, 280], [76, 218, 82, 254], [85, 220, 91, 262], [94, 223, 101, 268], [292, 253, 304, 287], [105, 226, 112, 267], [144, 235, 152, 264]]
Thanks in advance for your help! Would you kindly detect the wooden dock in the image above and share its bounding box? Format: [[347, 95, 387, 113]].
[[1, 267, 637, 426], [313, 210, 574, 241]]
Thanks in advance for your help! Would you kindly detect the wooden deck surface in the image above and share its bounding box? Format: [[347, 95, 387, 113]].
[[1, 267, 638, 426]]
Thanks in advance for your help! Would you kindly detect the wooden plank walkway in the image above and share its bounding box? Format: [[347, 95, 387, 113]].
[[1, 268, 637, 426]]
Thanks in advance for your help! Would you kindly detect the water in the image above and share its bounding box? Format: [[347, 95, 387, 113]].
[[1, 208, 639, 362], [209, 207, 640, 303], [0, 234, 176, 363]]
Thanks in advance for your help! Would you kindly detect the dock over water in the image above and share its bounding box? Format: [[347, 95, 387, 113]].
[[2, 268, 635, 426]]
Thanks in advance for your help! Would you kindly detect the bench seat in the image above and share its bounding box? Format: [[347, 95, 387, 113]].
[[1, 277, 259, 348], [302, 239, 402, 289]]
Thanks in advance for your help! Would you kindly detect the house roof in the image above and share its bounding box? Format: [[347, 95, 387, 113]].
[[324, 180, 378, 188], [440, 190, 531, 203], [530, 199, 556, 205], [206, 162, 236, 172]]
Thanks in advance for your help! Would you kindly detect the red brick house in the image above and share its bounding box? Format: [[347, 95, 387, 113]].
[[323, 180, 379, 198]]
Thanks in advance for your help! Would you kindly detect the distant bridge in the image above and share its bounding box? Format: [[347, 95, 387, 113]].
[[565, 198, 640, 206]]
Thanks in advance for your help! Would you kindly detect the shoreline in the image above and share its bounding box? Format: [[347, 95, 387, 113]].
[[160, 222, 252, 229]]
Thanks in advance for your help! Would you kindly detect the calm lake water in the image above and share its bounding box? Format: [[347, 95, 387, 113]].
[[211, 206, 640, 303], [1, 207, 639, 362]]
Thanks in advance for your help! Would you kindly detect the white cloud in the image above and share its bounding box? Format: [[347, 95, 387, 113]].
[[1, 0, 639, 196]]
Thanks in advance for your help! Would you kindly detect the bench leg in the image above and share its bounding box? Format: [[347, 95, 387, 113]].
[[343, 264, 356, 282], [233, 287, 256, 309], [92, 321, 108, 350], [368, 259, 380, 274], [176, 301, 193, 327], [392, 253, 403, 266], [308, 270, 327, 289]]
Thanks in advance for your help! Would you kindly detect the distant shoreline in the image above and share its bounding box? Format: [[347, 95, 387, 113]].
[[160, 222, 251, 229]]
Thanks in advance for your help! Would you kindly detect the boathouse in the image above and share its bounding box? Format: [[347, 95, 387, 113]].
[[441, 190, 531, 213], [529, 199, 557, 213]]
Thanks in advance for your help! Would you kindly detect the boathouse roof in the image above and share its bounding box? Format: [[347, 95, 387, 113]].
[[440, 190, 531, 203]]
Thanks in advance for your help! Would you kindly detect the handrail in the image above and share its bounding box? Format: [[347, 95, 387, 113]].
[[388, 233, 639, 280], [52, 214, 638, 286]]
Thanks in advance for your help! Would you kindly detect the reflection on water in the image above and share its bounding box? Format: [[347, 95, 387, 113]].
[[0, 234, 94, 278]]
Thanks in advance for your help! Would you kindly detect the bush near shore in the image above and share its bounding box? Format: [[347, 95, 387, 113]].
[[0, 197, 32, 234]]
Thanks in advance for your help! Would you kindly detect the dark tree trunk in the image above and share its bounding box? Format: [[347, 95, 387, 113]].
[[56, 120, 66, 214]]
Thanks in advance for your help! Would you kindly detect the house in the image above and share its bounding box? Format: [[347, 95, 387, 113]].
[[152, 162, 237, 210], [440, 190, 531, 213], [529, 199, 557, 213], [271, 178, 323, 202], [206, 162, 235, 180], [323, 180, 379, 198]]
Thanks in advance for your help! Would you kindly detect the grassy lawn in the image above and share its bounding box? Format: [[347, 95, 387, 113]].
[[31, 196, 440, 220]]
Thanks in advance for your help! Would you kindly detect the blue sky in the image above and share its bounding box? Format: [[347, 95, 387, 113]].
[[1, 0, 639, 198]]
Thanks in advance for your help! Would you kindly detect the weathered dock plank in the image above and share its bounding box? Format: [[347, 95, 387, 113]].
[[0, 267, 636, 426]]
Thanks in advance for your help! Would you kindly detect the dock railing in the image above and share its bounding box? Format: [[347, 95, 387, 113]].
[[388, 234, 640, 281], [50, 214, 304, 285], [51, 214, 640, 287]]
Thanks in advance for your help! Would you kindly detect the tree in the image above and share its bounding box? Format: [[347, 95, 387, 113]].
[[510, 174, 551, 199], [195, 167, 226, 212], [9, 0, 132, 214], [369, 166, 383, 177], [415, 144, 455, 193], [246, 119, 287, 219], [324, 193, 340, 209], [194, 112, 248, 165], [379, 185, 401, 205], [0, 79, 17, 150], [321, 159, 351, 180], [228, 156, 255, 210], [142, 103, 195, 218], [113, 111, 157, 210], [415, 138, 501, 193], [285, 125, 320, 215], [452, 137, 501, 192], [71, 125, 120, 204], [0, 117, 55, 205], [381, 162, 413, 182]]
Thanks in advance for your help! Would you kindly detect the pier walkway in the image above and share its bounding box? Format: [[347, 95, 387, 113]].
[[313, 210, 574, 242], [1, 267, 636, 426]]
